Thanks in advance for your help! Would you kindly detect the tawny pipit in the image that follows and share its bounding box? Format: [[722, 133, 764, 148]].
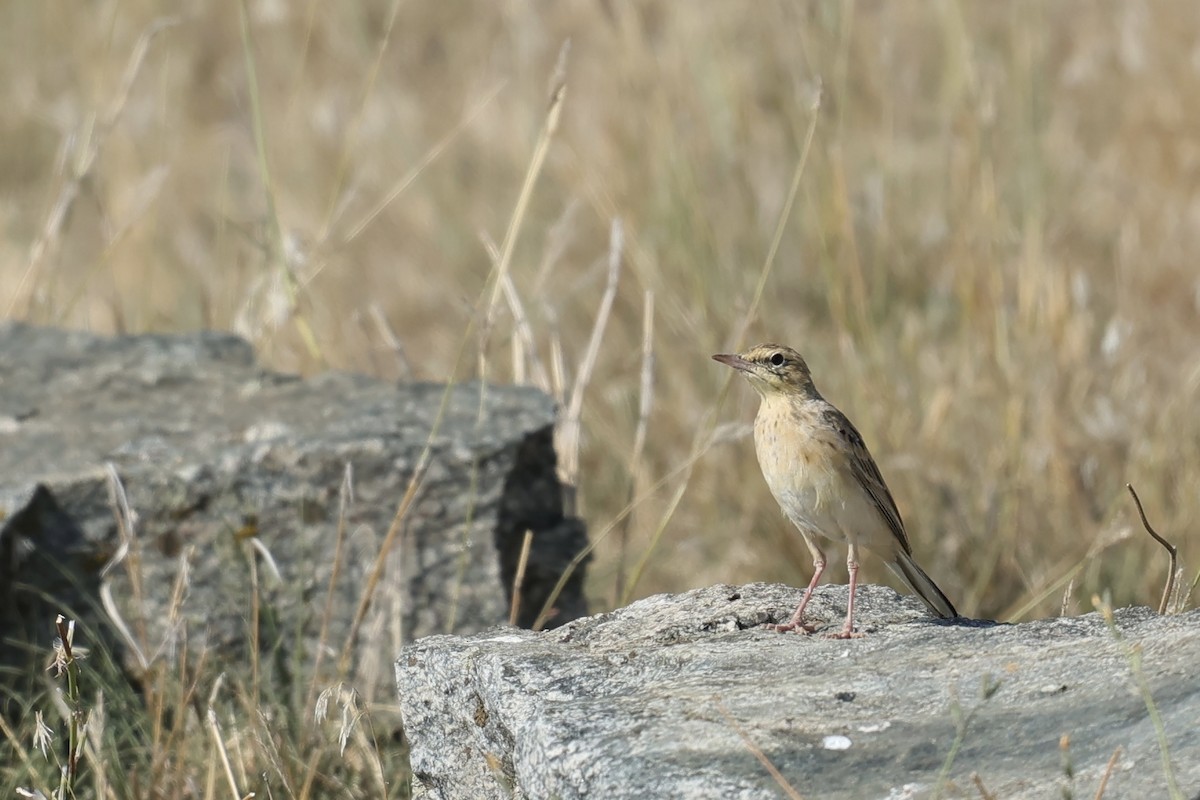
[[714, 344, 957, 638]]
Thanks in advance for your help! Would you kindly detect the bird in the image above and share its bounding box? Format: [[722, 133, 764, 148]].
[[712, 343, 957, 638]]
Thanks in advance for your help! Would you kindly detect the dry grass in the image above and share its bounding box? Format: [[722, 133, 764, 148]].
[[3, 0, 1200, 795]]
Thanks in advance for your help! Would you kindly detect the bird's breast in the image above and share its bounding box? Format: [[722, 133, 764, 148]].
[[753, 403, 841, 523]]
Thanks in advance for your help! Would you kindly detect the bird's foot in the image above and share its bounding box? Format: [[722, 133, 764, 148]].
[[826, 626, 864, 640], [765, 620, 817, 635]]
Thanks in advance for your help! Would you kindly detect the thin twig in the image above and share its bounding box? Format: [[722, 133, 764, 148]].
[[532, 199, 580, 297], [1126, 484, 1177, 615], [615, 290, 655, 603], [368, 304, 414, 379], [509, 530, 535, 626], [482, 39, 569, 338], [1092, 747, 1121, 800], [558, 217, 623, 495], [549, 322, 566, 404], [502, 272, 552, 391], [100, 465, 151, 674], [1059, 734, 1074, 796], [714, 700, 804, 800], [308, 463, 354, 714], [970, 772, 997, 800], [206, 706, 243, 800], [339, 455, 429, 676], [246, 534, 262, 712], [1061, 576, 1076, 617], [448, 362, 493, 633]]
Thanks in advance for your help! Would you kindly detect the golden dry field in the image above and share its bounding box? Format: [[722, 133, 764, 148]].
[[3, 1, 1199, 796]]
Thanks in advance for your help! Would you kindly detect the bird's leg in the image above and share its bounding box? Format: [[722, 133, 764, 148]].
[[831, 544, 865, 639], [769, 548, 825, 634]]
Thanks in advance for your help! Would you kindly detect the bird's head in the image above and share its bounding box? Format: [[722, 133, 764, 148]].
[[712, 343, 818, 398]]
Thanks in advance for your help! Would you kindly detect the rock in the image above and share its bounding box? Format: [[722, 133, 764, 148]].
[[395, 582, 1200, 799], [0, 322, 587, 707]]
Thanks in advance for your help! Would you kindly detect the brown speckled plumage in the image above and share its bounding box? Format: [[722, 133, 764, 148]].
[[713, 343, 957, 637]]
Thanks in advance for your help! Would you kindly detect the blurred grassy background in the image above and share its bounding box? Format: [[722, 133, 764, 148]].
[[3, 4, 1200, 791], [4, 0, 1198, 621]]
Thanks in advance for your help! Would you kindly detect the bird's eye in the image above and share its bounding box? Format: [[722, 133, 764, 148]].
[[769, 353, 785, 367]]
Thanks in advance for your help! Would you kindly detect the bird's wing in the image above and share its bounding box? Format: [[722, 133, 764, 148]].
[[819, 405, 913, 555]]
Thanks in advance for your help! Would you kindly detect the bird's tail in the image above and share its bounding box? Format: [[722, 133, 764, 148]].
[[885, 551, 958, 619]]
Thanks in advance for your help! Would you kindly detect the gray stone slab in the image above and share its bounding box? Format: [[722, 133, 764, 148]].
[[0, 322, 587, 707], [396, 582, 1200, 799]]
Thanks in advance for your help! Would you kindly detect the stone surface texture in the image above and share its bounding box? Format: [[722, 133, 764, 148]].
[[0, 322, 586, 705], [396, 582, 1200, 799]]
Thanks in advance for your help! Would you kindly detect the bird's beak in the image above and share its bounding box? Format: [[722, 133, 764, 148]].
[[712, 353, 753, 373]]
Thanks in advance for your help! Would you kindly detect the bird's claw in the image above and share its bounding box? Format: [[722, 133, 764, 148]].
[[826, 630, 864, 640]]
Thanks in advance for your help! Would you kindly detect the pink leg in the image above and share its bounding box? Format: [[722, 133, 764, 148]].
[[769, 558, 825, 634], [831, 545, 865, 639]]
